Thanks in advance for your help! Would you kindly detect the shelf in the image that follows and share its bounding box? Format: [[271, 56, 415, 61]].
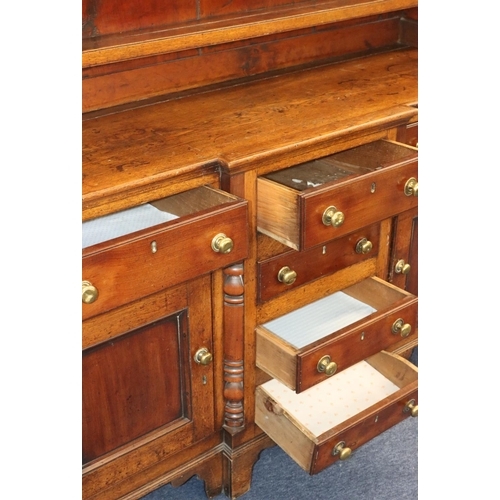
[[82, 0, 417, 68]]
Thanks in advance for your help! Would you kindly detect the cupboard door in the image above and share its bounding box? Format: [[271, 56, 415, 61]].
[[83, 312, 188, 463], [82, 275, 216, 498], [389, 207, 418, 295]]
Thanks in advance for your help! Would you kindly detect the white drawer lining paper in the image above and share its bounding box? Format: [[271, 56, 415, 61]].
[[262, 360, 400, 437], [262, 291, 376, 348], [82, 204, 178, 249]]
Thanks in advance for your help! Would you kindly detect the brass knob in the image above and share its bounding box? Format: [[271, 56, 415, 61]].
[[322, 206, 345, 227], [404, 399, 418, 417], [194, 348, 213, 365], [211, 233, 234, 254], [404, 177, 418, 197], [278, 266, 297, 285], [332, 441, 352, 460], [395, 259, 411, 275], [392, 318, 412, 338], [355, 238, 373, 254], [82, 280, 99, 304], [317, 355, 338, 376]]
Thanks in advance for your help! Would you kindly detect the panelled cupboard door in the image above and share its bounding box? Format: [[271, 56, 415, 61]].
[[82, 275, 216, 498]]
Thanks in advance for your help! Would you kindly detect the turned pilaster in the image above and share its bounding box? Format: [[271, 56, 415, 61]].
[[223, 263, 245, 431]]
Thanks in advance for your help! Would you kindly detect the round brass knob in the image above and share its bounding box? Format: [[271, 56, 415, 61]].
[[392, 318, 412, 338], [194, 348, 213, 365], [395, 259, 411, 275], [404, 399, 418, 417], [332, 441, 352, 460], [82, 280, 99, 304], [404, 177, 418, 197], [322, 206, 345, 227], [355, 238, 373, 254], [277, 266, 297, 285], [317, 355, 338, 376], [211, 233, 234, 254]]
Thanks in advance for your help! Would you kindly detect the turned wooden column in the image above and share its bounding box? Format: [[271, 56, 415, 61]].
[[223, 263, 245, 431]]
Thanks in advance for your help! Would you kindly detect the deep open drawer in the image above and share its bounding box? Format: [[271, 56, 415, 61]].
[[82, 186, 248, 320], [256, 276, 417, 393], [255, 350, 418, 474], [257, 140, 418, 250]]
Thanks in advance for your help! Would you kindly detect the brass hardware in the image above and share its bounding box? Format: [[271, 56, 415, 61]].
[[355, 238, 373, 254], [278, 266, 297, 285], [151, 240, 158, 253], [332, 441, 352, 460], [395, 259, 411, 275], [322, 206, 345, 227], [194, 348, 213, 365], [404, 177, 418, 197], [211, 233, 234, 254], [370, 182, 376, 193], [392, 318, 412, 338], [404, 399, 418, 417], [317, 355, 338, 376], [82, 280, 99, 304]]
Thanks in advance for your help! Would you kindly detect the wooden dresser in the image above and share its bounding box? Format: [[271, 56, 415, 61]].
[[82, 1, 418, 498]]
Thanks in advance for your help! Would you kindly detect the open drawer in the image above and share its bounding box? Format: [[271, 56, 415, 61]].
[[82, 186, 248, 320], [255, 350, 418, 475], [256, 277, 417, 393], [257, 140, 418, 250]]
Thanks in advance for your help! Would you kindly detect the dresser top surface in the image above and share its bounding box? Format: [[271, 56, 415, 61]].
[[82, 47, 417, 220]]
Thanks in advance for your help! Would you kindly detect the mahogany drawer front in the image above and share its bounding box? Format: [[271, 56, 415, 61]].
[[82, 186, 248, 320], [256, 277, 417, 393], [257, 140, 418, 250], [255, 351, 418, 475], [258, 223, 380, 303]]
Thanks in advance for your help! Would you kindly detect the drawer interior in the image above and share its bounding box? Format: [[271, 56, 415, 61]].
[[83, 186, 238, 248], [255, 350, 418, 474], [263, 140, 416, 192], [260, 358, 401, 437], [259, 277, 409, 349], [262, 291, 376, 349]]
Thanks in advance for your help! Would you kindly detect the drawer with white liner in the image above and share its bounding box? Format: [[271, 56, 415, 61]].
[[256, 276, 417, 393]]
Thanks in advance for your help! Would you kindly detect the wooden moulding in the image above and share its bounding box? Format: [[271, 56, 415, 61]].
[[82, 0, 419, 68]]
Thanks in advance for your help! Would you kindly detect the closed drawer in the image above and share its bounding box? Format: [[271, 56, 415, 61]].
[[258, 222, 380, 303], [256, 277, 417, 393], [82, 186, 248, 320], [255, 350, 418, 474], [257, 140, 418, 250]]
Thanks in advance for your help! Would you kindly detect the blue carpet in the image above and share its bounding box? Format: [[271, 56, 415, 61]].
[[144, 349, 418, 499]]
